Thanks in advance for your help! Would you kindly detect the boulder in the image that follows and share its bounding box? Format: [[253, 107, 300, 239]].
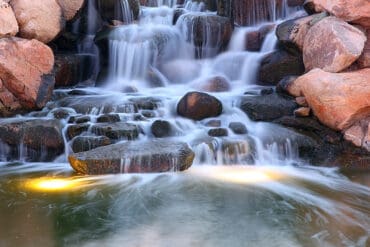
[[240, 93, 298, 121], [276, 13, 327, 52], [293, 68, 370, 130], [177, 91, 223, 121], [71, 136, 111, 153], [66, 123, 90, 140], [358, 29, 370, 69], [0, 119, 64, 161], [57, 0, 85, 21], [258, 50, 305, 85], [68, 140, 195, 174], [0, 0, 18, 37], [303, 17, 366, 72], [311, 0, 370, 27], [176, 13, 233, 58], [10, 0, 64, 43], [0, 38, 55, 116]]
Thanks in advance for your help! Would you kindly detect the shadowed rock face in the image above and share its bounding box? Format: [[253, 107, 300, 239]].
[[68, 140, 195, 174]]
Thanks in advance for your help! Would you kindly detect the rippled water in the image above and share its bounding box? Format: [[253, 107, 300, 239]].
[[0, 163, 369, 247]]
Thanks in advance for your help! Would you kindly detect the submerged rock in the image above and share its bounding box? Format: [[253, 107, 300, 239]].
[[177, 91, 223, 121], [68, 140, 195, 174]]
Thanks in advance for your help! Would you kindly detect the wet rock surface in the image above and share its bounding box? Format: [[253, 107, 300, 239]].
[[68, 140, 195, 174], [177, 92, 223, 121], [240, 93, 298, 121], [91, 122, 140, 140], [0, 119, 64, 161], [71, 136, 111, 153], [258, 50, 305, 85]]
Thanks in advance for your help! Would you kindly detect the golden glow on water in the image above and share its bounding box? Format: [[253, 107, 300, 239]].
[[189, 166, 283, 184], [24, 177, 86, 192]]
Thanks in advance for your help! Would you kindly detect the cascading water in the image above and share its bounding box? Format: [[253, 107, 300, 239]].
[[0, 1, 369, 247]]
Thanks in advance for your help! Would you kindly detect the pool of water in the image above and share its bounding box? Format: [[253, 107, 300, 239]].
[[0, 163, 369, 247]]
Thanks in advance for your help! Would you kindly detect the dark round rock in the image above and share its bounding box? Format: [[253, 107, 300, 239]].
[[177, 91, 223, 121], [229, 122, 248, 135], [151, 120, 174, 138]]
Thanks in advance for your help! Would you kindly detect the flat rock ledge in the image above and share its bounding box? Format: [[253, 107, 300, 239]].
[[68, 140, 195, 175]]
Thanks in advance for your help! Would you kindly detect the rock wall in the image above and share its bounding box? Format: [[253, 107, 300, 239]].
[[0, 0, 85, 116], [275, 0, 370, 152]]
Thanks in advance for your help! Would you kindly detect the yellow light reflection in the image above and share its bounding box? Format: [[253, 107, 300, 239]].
[[24, 177, 84, 192], [189, 166, 283, 185]]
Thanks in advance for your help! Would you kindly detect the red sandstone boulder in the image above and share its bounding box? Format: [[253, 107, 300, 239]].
[[358, 29, 370, 68], [0, 0, 18, 38], [0, 38, 55, 116], [293, 68, 370, 130], [57, 0, 85, 21], [303, 17, 366, 72], [312, 0, 370, 27], [10, 0, 64, 43]]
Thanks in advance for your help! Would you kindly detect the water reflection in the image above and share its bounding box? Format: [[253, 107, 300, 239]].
[[0, 163, 369, 247]]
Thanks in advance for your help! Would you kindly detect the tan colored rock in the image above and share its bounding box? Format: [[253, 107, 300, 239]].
[[0, 38, 55, 115], [294, 68, 370, 130], [344, 124, 364, 147], [364, 123, 370, 151], [358, 29, 370, 68], [295, 96, 308, 107], [0, 0, 18, 37], [10, 0, 64, 43], [57, 0, 85, 21], [303, 17, 366, 72], [294, 107, 311, 117], [312, 0, 370, 27]]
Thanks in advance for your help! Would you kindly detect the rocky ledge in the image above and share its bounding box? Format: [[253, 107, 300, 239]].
[[68, 140, 195, 175]]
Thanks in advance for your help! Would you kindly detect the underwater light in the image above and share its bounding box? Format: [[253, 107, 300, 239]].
[[24, 177, 84, 192], [189, 166, 282, 185]]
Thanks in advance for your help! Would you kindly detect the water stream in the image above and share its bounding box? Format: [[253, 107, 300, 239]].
[[0, 1, 369, 246]]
